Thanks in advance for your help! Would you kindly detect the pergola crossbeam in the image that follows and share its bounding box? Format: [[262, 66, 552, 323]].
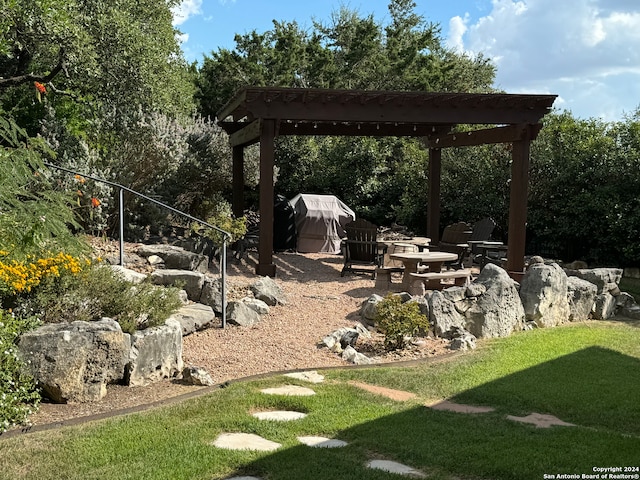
[[217, 87, 557, 279]]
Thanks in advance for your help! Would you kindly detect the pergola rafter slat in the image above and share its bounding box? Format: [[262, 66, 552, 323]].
[[217, 86, 556, 279]]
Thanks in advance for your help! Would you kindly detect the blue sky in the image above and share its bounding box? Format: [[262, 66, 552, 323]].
[[172, 0, 640, 121]]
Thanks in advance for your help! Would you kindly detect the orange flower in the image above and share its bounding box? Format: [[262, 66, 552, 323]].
[[74, 174, 86, 184], [34, 82, 47, 94], [91, 197, 101, 208]]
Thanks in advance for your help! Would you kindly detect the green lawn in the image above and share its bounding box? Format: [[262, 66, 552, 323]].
[[1, 321, 639, 480]]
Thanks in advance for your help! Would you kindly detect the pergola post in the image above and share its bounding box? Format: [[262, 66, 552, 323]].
[[506, 129, 532, 276], [427, 148, 442, 243], [256, 119, 276, 277], [232, 145, 245, 218]]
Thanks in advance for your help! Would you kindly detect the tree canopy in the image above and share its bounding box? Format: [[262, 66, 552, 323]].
[[197, 0, 496, 117]]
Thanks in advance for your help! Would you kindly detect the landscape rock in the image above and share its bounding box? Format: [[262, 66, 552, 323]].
[[109, 265, 147, 284], [250, 276, 287, 306], [242, 297, 270, 315], [137, 244, 209, 273], [341, 345, 373, 365], [568, 268, 623, 294], [18, 318, 130, 403], [227, 301, 262, 327], [593, 292, 617, 320], [464, 264, 525, 338], [520, 263, 570, 327], [429, 290, 466, 337], [360, 294, 383, 323], [199, 276, 224, 313], [566, 276, 597, 321], [322, 327, 362, 353], [169, 303, 217, 335], [181, 366, 215, 386], [125, 318, 183, 387], [150, 269, 205, 301], [448, 327, 477, 351]]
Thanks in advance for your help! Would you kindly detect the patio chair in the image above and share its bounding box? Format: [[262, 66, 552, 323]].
[[341, 219, 386, 279], [431, 221, 473, 269], [466, 217, 503, 264]]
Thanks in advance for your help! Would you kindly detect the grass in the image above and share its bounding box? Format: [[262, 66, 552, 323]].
[[1, 321, 639, 480]]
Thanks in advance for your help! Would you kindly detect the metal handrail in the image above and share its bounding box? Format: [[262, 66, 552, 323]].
[[43, 162, 231, 328]]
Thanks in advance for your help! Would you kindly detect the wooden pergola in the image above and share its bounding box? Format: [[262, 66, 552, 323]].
[[217, 87, 557, 278]]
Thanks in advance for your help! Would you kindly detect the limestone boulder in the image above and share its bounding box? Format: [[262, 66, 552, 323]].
[[250, 276, 287, 306], [520, 263, 570, 327], [17, 318, 130, 403], [137, 244, 209, 273], [227, 301, 261, 327], [593, 293, 617, 320], [200, 276, 224, 313], [125, 318, 183, 387], [429, 290, 466, 337], [568, 268, 623, 294], [360, 294, 384, 323], [566, 276, 597, 321], [464, 264, 524, 338], [169, 303, 217, 336], [242, 297, 270, 315], [109, 265, 147, 284], [181, 366, 215, 386], [150, 269, 205, 302]]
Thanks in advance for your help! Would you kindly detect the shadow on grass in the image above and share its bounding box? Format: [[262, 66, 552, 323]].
[[224, 346, 640, 480]]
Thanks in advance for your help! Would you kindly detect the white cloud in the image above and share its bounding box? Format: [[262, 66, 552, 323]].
[[446, 14, 469, 52], [171, 0, 203, 26], [448, 0, 640, 119]]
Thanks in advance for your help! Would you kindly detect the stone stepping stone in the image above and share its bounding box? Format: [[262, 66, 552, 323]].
[[349, 381, 417, 401], [367, 460, 426, 478], [260, 385, 316, 396], [426, 400, 495, 414], [212, 433, 281, 451], [297, 436, 348, 448], [506, 412, 576, 428], [252, 410, 307, 421], [284, 370, 325, 384]]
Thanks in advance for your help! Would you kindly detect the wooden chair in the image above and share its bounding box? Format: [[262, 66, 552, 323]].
[[341, 219, 386, 278], [431, 221, 472, 269]]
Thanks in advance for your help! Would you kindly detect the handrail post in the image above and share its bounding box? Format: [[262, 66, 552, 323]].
[[119, 187, 124, 267], [221, 236, 228, 328]]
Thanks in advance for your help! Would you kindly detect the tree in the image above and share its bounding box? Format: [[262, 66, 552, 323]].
[[196, 0, 496, 226], [1, 0, 202, 234]]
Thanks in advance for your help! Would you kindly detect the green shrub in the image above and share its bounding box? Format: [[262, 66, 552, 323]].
[[0, 310, 41, 433], [374, 294, 430, 351], [14, 264, 183, 334], [191, 195, 247, 247]]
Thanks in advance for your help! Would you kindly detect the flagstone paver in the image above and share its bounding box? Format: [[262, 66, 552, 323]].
[[348, 381, 417, 401], [212, 433, 281, 451], [367, 460, 426, 478], [297, 436, 348, 448], [260, 385, 316, 396], [284, 371, 325, 384], [252, 410, 307, 421], [426, 399, 496, 414], [506, 412, 576, 428]]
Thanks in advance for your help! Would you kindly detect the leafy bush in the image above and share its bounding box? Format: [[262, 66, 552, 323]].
[[12, 264, 183, 335], [0, 310, 41, 433], [191, 195, 247, 248], [374, 294, 430, 351]]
